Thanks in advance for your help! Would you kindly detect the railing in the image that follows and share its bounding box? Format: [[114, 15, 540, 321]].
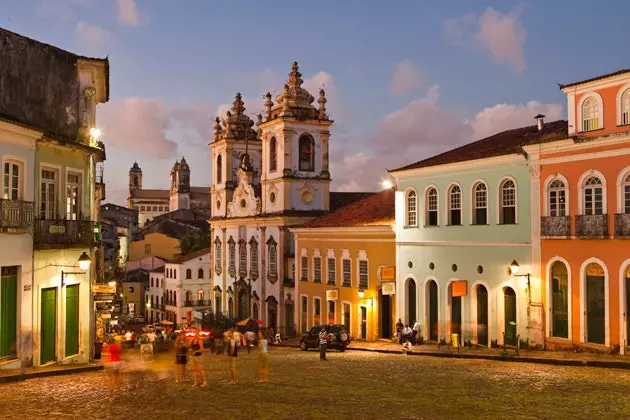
[[0, 199, 34, 229], [160, 304, 165, 311], [615, 214, 630, 237], [575, 214, 608, 237], [34, 219, 96, 248], [184, 300, 193, 307], [283, 278, 295, 287], [540, 216, 570, 237]]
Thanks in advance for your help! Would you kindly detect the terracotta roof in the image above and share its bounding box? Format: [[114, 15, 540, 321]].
[[134, 219, 208, 241], [169, 247, 210, 265], [559, 69, 630, 89], [149, 266, 166, 273], [329, 192, 374, 210], [130, 189, 169, 199], [300, 189, 395, 228], [390, 120, 568, 173]]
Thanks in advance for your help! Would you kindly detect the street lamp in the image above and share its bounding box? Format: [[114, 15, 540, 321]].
[[509, 260, 520, 275], [60, 252, 92, 286], [358, 288, 365, 299]]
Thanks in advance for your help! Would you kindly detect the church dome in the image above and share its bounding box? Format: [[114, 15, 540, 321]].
[[129, 161, 142, 173], [212, 93, 259, 143], [179, 156, 190, 171]]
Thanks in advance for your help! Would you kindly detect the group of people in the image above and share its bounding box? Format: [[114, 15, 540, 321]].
[[396, 319, 421, 354]]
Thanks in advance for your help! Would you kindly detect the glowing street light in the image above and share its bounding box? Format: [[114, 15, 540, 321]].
[[381, 179, 393, 190], [78, 252, 91, 270], [89, 127, 102, 139]]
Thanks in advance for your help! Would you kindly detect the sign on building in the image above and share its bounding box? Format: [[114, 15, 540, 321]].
[[326, 289, 339, 301], [381, 282, 396, 295], [451, 281, 468, 297], [380, 266, 396, 281]]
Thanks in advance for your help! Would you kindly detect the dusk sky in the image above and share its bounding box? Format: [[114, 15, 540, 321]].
[[3, 0, 627, 205]]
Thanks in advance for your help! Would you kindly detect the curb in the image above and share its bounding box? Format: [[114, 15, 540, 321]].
[[0, 365, 104, 384], [274, 343, 630, 369]]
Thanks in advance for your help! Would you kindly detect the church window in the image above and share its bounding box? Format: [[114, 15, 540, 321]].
[[238, 240, 247, 278], [214, 237, 222, 274], [267, 236, 278, 280], [228, 237, 236, 277], [249, 237, 259, 280], [152, 206, 157, 212], [140, 206, 146, 212], [269, 137, 277, 172], [186, 269, 192, 279], [198, 268, 204, 279], [133, 175, 138, 186], [298, 134, 315, 172], [216, 155, 222, 184]]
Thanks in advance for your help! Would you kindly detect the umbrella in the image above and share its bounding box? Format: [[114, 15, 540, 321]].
[[160, 320, 174, 325], [236, 318, 251, 326], [256, 320, 264, 325]]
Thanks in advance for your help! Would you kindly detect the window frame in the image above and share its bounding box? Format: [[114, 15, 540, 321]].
[[547, 179, 567, 217], [577, 92, 604, 133], [3, 158, 24, 201], [498, 177, 517, 225], [186, 268, 192, 279], [268, 236, 278, 279], [424, 186, 439, 226], [447, 183, 462, 226], [269, 136, 277, 173], [65, 170, 83, 221], [216, 154, 223, 184], [471, 181, 488, 225], [228, 236, 236, 277], [40, 165, 59, 220], [358, 260, 368, 289], [342, 258, 351, 287], [298, 134, 315, 172], [313, 256, 322, 283], [578, 171, 607, 216], [616, 84, 630, 126], [214, 236, 222, 273], [405, 188, 418, 227], [249, 237, 259, 280], [617, 168, 630, 214], [301, 255, 308, 281], [327, 257, 336, 285], [238, 240, 247, 278]]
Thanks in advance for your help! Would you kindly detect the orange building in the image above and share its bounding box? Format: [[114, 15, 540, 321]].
[[528, 70, 630, 353]]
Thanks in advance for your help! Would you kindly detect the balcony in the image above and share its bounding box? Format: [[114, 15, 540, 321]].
[[615, 214, 630, 237], [35, 219, 96, 249], [575, 214, 608, 238], [283, 278, 295, 287], [0, 199, 34, 231], [540, 216, 570, 237]]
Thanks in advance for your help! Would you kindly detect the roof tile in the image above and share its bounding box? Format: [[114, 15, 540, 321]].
[[300, 190, 395, 228]]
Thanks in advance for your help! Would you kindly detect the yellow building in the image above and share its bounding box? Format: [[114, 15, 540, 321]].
[[129, 232, 180, 262], [291, 190, 396, 341]]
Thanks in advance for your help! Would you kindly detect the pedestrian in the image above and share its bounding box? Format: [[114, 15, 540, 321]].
[[401, 338, 413, 356], [318, 326, 328, 361], [227, 329, 238, 384], [257, 331, 269, 383], [174, 332, 188, 383], [245, 329, 255, 354], [190, 331, 207, 387], [107, 335, 122, 392], [412, 320, 421, 344], [395, 319, 403, 344]]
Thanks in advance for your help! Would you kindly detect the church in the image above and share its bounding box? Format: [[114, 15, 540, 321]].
[[127, 159, 210, 226], [210, 62, 371, 335]]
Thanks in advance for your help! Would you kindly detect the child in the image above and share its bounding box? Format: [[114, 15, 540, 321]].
[[257, 331, 269, 383], [402, 338, 413, 356]]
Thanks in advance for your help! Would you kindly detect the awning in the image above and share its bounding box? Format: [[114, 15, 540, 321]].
[[236, 318, 251, 326], [160, 320, 174, 325]]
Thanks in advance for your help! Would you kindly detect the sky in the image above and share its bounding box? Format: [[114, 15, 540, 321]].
[[2, 0, 628, 205]]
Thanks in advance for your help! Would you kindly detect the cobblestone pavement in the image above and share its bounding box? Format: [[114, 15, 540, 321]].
[[1, 347, 629, 420]]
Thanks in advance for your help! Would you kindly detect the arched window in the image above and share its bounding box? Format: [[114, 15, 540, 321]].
[[214, 237, 222, 273], [623, 174, 630, 214], [426, 187, 438, 226], [621, 89, 630, 126], [269, 137, 277, 172], [298, 134, 315, 171], [582, 96, 600, 132], [406, 190, 417, 227], [548, 179, 567, 217], [583, 176, 603, 215], [473, 182, 487, 225], [448, 185, 462, 226], [197, 289, 204, 302], [499, 179, 516, 224], [133, 175, 138, 186], [150, 277, 154, 288], [249, 237, 259, 280], [173, 269, 177, 280], [239, 240, 247, 278], [186, 290, 193, 304], [198, 268, 204, 279], [186, 269, 192, 279], [228, 237, 236, 277], [216, 154, 222, 184], [268, 236, 278, 279], [550, 261, 569, 339]]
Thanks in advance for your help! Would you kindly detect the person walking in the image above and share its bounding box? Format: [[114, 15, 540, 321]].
[[318, 326, 328, 361], [190, 331, 207, 387], [245, 329, 255, 354], [227, 329, 238, 384], [257, 331, 269, 383], [174, 332, 188, 383], [106, 335, 122, 392]]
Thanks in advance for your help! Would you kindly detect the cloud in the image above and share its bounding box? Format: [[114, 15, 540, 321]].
[[390, 60, 428, 94], [37, 0, 93, 22], [116, 0, 141, 26], [256, 68, 283, 94], [98, 97, 213, 159], [330, 86, 562, 192], [444, 7, 527, 74], [75, 21, 112, 48]]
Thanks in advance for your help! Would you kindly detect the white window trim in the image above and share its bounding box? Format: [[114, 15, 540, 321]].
[[326, 249, 336, 285], [469, 179, 488, 225], [326, 299, 337, 324], [341, 300, 353, 336], [299, 293, 309, 333], [65, 167, 85, 220], [357, 249, 368, 289], [312, 249, 322, 283], [446, 182, 462, 226], [39, 162, 62, 219], [543, 173, 570, 217], [616, 166, 630, 214], [616, 83, 630, 126], [2, 155, 27, 201], [300, 249, 308, 281], [577, 169, 607, 215], [579, 257, 610, 347], [618, 260, 630, 355], [423, 184, 439, 226], [577, 92, 604, 133], [404, 187, 418, 227], [545, 256, 572, 340], [313, 296, 322, 326], [496, 176, 518, 224]]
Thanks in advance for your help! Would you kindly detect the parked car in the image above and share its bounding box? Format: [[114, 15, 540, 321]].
[[300, 324, 351, 351]]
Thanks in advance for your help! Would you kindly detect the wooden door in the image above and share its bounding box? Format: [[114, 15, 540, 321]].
[[0, 272, 17, 358], [586, 275, 605, 345], [504, 288, 517, 346], [65, 284, 79, 357], [380, 293, 391, 339], [41, 288, 57, 364], [429, 281, 438, 341], [476, 285, 488, 346]]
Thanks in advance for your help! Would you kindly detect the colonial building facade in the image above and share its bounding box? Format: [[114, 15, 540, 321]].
[[291, 190, 396, 342], [209, 63, 367, 335], [391, 119, 567, 348], [127, 159, 210, 226]]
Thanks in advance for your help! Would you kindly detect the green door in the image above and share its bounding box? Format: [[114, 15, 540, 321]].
[[586, 275, 605, 345], [0, 272, 18, 358], [477, 285, 488, 346], [429, 281, 438, 341], [504, 288, 517, 346], [65, 285, 79, 357], [41, 288, 57, 364]]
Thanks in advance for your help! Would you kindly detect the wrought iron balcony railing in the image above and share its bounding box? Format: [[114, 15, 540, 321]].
[[34, 219, 96, 248], [0, 199, 34, 229], [540, 216, 570, 237], [614, 214, 630, 237], [575, 214, 608, 238]]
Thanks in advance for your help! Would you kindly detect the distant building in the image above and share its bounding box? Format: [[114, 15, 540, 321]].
[[101, 203, 138, 280], [127, 159, 210, 226]]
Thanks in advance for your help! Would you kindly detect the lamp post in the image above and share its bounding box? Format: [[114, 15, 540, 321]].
[[60, 252, 92, 286]]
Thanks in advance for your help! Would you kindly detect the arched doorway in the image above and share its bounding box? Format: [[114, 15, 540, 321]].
[[448, 282, 462, 343], [379, 289, 392, 338], [267, 296, 278, 333], [550, 261, 569, 339], [625, 265, 630, 347], [585, 262, 605, 345], [285, 301, 295, 336], [237, 288, 248, 320], [426, 280, 438, 341], [476, 284, 488, 346], [406, 278, 416, 325], [503, 287, 517, 345]]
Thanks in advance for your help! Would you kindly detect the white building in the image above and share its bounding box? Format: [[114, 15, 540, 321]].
[[147, 266, 165, 323], [163, 248, 211, 326], [0, 119, 37, 369]]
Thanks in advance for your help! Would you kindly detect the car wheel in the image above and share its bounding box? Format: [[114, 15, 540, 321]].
[[300, 341, 308, 351], [339, 346, 346, 352]]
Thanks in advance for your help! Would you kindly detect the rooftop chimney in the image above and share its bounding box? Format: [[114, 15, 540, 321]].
[[534, 114, 545, 131]]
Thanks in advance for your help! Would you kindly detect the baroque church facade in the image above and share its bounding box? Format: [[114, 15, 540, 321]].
[[127, 159, 210, 226], [210, 62, 364, 335]]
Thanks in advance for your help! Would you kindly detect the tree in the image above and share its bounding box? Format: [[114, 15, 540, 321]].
[[178, 231, 210, 255]]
